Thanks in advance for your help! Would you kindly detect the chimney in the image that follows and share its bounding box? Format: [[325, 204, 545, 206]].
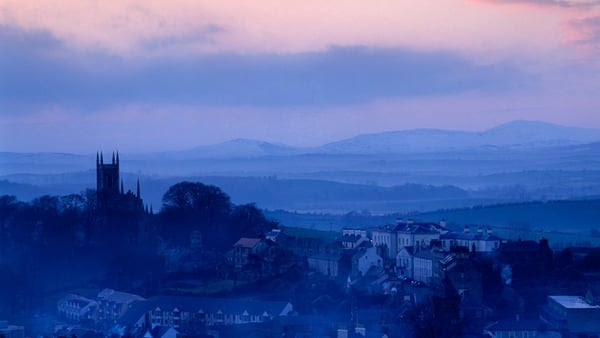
[[464, 226, 470, 233], [487, 227, 493, 234], [439, 219, 447, 228], [477, 227, 483, 234]]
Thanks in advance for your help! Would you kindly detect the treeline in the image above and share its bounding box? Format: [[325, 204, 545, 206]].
[[0, 181, 277, 322]]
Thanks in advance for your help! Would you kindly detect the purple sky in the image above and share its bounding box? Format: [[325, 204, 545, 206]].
[[1, 0, 599, 153]]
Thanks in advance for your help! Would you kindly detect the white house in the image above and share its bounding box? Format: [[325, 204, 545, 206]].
[[352, 246, 383, 277], [373, 221, 445, 259], [396, 223, 441, 251], [57, 294, 97, 322], [148, 296, 293, 328], [371, 227, 397, 259], [341, 228, 369, 249], [412, 249, 452, 285], [396, 246, 414, 278]]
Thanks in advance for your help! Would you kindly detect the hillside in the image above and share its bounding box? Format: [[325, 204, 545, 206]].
[[413, 199, 600, 234]]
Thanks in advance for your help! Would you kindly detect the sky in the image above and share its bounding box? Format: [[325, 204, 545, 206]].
[[1, 0, 600, 153]]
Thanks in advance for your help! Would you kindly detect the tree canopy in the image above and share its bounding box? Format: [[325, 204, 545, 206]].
[[160, 181, 276, 248]]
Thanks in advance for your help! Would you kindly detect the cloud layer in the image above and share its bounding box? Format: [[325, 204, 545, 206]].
[[0, 1, 599, 152], [0, 26, 530, 110]]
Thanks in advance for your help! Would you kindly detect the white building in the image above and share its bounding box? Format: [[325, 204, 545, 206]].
[[341, 228, 369, 249], [352, 246, 383, 277], [397, 248, 453, 285], [371, 227, 397, 259], [542, 295, 600, 334], [396, 246, 414, 278], [412, 251, 435, 284], [372, 221, 445, 259], [57, 294, 97, 322], [97, 288, 145, 326], [396, 223, 441, 251]]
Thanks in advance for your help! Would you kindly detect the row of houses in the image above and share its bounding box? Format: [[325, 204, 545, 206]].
[[57, 288, 145, 329], [372, 220, 502, 259], [305, 220, 502, 283], [57, 289, 293, 336]]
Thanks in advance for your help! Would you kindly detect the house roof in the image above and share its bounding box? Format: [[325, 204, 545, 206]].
[[397, 246, 414, 256], [60, 294, 96, 307], [148, 295, 291, 316], [342, 234, 363, 243], [98, 288, 145, 304], [413, 249, 448, 262], [265, 230, 287, 242], [395, 223, 440, 235], [352, 247, 374, 261], [150, 326, 178, 338], [234, 237, 262, 248], [549, 295, 600, 309], [441, 232, 502, 241]]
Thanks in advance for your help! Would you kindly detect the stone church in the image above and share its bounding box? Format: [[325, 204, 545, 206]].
[[96, 151, 144, 212]]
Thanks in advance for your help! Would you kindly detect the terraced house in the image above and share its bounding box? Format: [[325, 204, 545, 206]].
[[146, 296, 293, 329]]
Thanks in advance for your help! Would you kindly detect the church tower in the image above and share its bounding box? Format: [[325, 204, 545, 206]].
[[96, 151, 120, 195]]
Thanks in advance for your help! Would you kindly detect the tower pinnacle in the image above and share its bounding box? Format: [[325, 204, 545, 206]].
[[136, 179, 141, 199]]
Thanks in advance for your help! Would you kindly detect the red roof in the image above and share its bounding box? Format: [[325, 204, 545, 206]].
[[234, 237, 261, 248]]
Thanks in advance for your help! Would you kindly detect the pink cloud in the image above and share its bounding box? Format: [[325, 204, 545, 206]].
[[469, 0, 598, 9], [562, 15, 600, 54], [0, 0, 569, 62]]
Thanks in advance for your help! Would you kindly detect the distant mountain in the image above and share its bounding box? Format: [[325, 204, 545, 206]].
[[314, 120, 600, 154], [0, 152, 92, 175], [3, 120, 600, 177], [178, 139, 298, 158]]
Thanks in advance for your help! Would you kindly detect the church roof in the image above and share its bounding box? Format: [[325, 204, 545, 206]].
[[234, 237, 262, 248]]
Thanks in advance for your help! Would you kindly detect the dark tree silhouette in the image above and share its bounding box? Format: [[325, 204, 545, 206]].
[[160, 182, 276, 249]]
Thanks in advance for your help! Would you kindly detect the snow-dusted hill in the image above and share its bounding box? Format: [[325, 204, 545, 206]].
[[314, 120, 600, 154], [180, 138, 297, 158]]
